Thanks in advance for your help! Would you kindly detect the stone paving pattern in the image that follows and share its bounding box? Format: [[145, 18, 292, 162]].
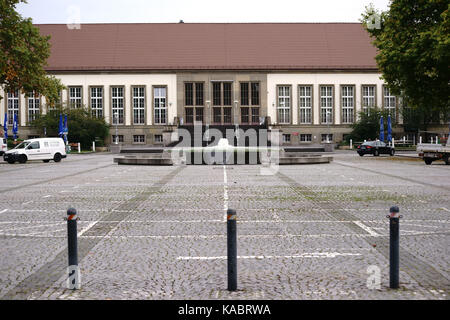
[[0, 151, 448, 300]]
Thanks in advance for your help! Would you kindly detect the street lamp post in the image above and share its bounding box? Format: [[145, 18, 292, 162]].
[[114, 112, 118, 144]]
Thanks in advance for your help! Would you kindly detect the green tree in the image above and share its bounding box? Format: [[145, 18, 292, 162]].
[[0, 0, 64, 104], [361, 0, 450, 133], [31, 107, 110, 149], [349, 108, 392, 142]]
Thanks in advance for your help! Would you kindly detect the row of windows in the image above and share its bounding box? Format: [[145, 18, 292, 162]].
[[182, 107, 261, 125], [3, 84, 398, 126], [184, 82, 260, 107], [5, 90, 42, 125], [282, 133, 333, 143], [276, 85, 398, 125], [4, 86, 168, 125], [112, 134, 163, 144]]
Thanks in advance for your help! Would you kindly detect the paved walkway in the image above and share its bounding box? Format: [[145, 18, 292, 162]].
[[0, 153, 448, 300]]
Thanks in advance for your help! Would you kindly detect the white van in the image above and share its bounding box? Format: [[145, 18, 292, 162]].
[[0, 137, 6, 156], [3, 138, 67, 164]]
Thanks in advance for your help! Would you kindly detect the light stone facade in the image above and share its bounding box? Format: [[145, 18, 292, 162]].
[[1, 71, 414, 145]]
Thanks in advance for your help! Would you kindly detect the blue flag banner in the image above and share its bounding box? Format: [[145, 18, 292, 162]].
[[3, 113, 8, 139], [58, 114, 63, 137], [387, 115, 392, 142], [63, 115, 68, 143], [379, 116, 384, 142], [13, 113, 18, 140]]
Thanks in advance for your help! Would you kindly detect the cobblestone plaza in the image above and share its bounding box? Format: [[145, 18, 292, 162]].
[[0, 152, 448, 300]]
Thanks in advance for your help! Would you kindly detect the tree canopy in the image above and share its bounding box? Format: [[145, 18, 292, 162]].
[[31, 107, 110, 149], [349, 108, 393, 142], [0, 0, 64, 104], [361, 0, 449, 131]]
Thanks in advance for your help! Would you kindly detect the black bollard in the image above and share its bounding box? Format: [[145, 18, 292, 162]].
[[227, 209, 237, 291], [67, 207, 79, 289], [389, 206, 400, 289]]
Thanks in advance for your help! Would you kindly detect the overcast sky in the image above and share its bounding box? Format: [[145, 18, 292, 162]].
[[17, 0, 391, 24]]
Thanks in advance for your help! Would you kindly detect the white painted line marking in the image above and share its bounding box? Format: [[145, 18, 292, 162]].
[[0, 209, 7, 214], [353, 221, 379, 236], [0, 230, 447, 239], [77, 221, 98, 237], [0, 222, 65, 233], [0, 219, 448, 225], [43, 195, 51, 198], [401, 223, 439, 228], [22, 201, 33, 205], [177, 252, 362, 260]]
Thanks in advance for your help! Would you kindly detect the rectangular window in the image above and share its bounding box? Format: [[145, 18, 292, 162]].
[[195, 83, 204, 106], [154, 87, 167, 124], [27, 92, 40, 123], [321, 134, 333, 142], [241, 82, 260, 106], [241, 107, 249, 124], [69, 86, 82, 108], [133, 87, 145, 124], [213, 82, 221, 106], [320, 86, 333, 124], [362, 85, 375, 114], [300, 134, 312, 142], [341, 86, 354, 124], [185, 83, 193, 106], [251, 83, 260, 106], [223, 107, 232, 124], [213, 82, 233, 106], [277, 86, 291, 124], [111, 87, 124, 125], [154, 134, 163, 143], [384, 86, 396, 122], [133, 135, 145, 143], [251, 107, 260, 124], [299, 85, 312, 124], [195, 107, 204, 122], [240, 83, 249, 105], [90, 87, 103, 118], [283, 134, 291, 143], [223, 83, 232, 106], [185, 107, 194, 124], [7, 90, 19, 125], [112, 135, 124, 143], [213, 107, 222, 124], [185, 82, 203, 106]]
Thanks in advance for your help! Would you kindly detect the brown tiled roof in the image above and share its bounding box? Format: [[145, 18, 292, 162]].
[[36, 23, 378, 72]]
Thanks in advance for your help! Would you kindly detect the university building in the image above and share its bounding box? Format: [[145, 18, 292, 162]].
[[0, 23, 418, 146]]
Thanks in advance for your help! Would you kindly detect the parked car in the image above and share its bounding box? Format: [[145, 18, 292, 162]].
[[417, 134, 450, 165], [3, 137, 67, 164], [0, 137, 6, 156], [357, 141, 395, 157]]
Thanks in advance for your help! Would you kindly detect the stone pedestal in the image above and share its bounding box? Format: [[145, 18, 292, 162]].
[[321, 142, 334, 152], [110, 144, 121, 154]]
